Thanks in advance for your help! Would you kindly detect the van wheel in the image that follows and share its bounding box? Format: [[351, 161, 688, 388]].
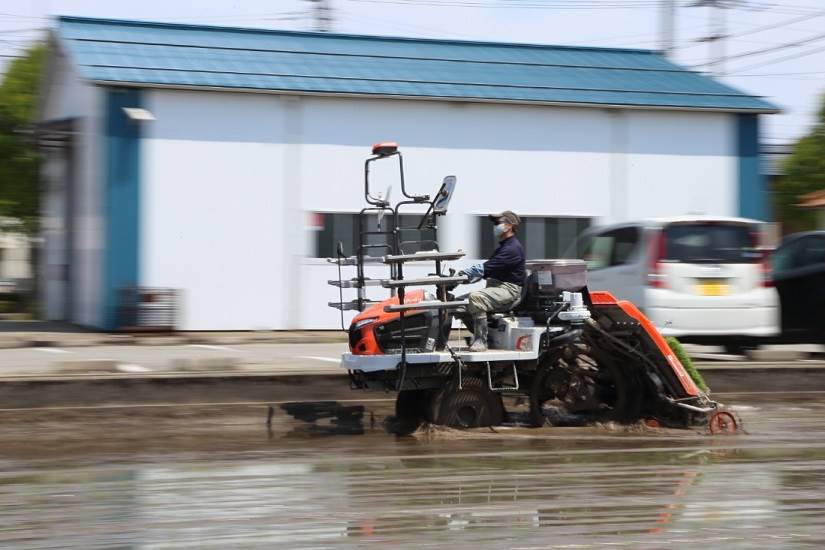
[[723, 342, 755, 356], [430, 377, 504, 429]]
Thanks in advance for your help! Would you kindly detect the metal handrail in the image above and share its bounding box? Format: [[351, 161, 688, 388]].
[[334, 145, 460, 390]]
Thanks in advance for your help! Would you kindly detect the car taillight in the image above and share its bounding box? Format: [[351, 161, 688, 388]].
[[759, 256, 773, 287], [749, 229, 773, 288], [647, 230, 667, 288]]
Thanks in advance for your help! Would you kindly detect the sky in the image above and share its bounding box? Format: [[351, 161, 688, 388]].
[[1, 0, 823, 144]]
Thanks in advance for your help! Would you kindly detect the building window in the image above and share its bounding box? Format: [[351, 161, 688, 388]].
[[478, 216, 591, 260], [313, 213, 438, 258]]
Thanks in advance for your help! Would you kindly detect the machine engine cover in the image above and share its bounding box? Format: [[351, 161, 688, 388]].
[[525, 259, 587, 296], [520, 259, 588, 322]]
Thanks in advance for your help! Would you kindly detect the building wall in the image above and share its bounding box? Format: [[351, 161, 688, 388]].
[[141, 90, 291, 330], [138, 90, 739, 330], [624, 110, 737, 219], [297, 98, 736, 329], [39, 47, 105, 326]]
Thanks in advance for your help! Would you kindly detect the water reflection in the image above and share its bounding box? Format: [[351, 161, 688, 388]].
[[3, 448, 823, 547], [2, 400, 825, 547]]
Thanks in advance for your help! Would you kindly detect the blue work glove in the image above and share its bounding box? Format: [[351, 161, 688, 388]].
[[459, 263, 484, 284]]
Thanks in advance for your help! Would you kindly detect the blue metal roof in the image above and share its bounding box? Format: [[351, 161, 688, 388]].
[[55, 16, 779, 113]]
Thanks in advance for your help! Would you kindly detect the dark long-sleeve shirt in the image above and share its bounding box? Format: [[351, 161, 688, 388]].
[[484, 236, 525, 286]]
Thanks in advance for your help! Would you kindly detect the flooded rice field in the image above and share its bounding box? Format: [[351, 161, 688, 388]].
[[1, 393, 825, 548]]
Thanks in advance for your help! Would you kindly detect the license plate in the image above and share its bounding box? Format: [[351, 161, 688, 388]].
[[696, 279, 728, 296]]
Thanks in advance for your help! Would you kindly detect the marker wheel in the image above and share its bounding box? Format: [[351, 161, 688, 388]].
[[708, 410, 738, 435]]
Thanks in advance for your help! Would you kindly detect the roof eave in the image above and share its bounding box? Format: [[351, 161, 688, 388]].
[[87, 79, 782, 115]]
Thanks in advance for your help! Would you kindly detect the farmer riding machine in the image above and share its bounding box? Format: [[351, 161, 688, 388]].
[[328, 143, 735, 434]]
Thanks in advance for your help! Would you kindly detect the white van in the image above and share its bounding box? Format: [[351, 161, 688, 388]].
[[568, 217, 779, 351]]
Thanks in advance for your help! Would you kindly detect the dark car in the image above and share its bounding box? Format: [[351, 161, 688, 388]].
[[771, 231, 825, 341]]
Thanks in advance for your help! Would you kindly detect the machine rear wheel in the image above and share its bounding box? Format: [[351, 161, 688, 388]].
[[429, 377, 504, 429], [529, 344, 636, 427]]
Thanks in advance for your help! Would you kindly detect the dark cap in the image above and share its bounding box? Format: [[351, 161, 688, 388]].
[[489, 210, 521, 226]]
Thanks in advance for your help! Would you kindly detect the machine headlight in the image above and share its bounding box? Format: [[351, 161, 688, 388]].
[[353, 317, 378, 330]]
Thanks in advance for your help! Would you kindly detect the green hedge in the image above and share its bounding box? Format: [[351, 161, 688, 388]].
[[665, 336, 709, 392]]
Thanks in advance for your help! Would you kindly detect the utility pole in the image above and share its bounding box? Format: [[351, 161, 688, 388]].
[[305, 0, 333, 33], [690, 0, 739, 75], [659, 0, 676, 58]]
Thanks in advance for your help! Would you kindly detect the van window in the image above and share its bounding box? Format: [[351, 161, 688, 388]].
[[663, 223, 759, 264], [582, 235, 612, 269], [610, 227, 641, 265], [579, 226, 640, 270]]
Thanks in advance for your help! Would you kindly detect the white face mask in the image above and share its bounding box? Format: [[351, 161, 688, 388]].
[[493, 223, 508, 239]]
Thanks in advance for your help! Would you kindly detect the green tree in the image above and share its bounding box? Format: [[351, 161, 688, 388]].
[[776, 94, 825, 234], [0, 44, 45, 235]]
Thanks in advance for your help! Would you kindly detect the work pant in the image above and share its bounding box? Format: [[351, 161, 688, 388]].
[[457, 279, 522, 331]]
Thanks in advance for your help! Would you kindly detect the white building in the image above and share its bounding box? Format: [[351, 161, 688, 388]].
[[38, 16, 778, 330]]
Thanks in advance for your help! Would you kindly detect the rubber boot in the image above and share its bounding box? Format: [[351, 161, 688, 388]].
[[468, 316, 488, 352]]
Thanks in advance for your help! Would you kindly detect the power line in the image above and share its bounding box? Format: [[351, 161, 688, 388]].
[[346, 0, 662, 3], [0, 27, 46, 34], [730, 70, 825, 77], [695, 28, 825, 67], [155, 11, 309, 22], [345, 0, 665, 9], [0, 13, 49, 21], [337, 7, 477, 38], [340, 3, 700, 45], [0, 39, 36, 46], [689, 0, 737, 75], [736, 1, 825, 16], [729, 41, 825, 72], [727, 8, 825, 39], [683, 2, 825, 74], [676, 15, 825, 54]]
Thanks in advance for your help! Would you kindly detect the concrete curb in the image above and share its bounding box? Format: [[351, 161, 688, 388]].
[[0, 370, 344, 382], [169, 357, 240, 372], [0, 331, 348, 349], [54, 360, 121, 373], [745, 349, 806, 362]]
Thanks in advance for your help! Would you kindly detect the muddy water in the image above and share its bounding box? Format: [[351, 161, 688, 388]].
[[1, 394, 825, 548]]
